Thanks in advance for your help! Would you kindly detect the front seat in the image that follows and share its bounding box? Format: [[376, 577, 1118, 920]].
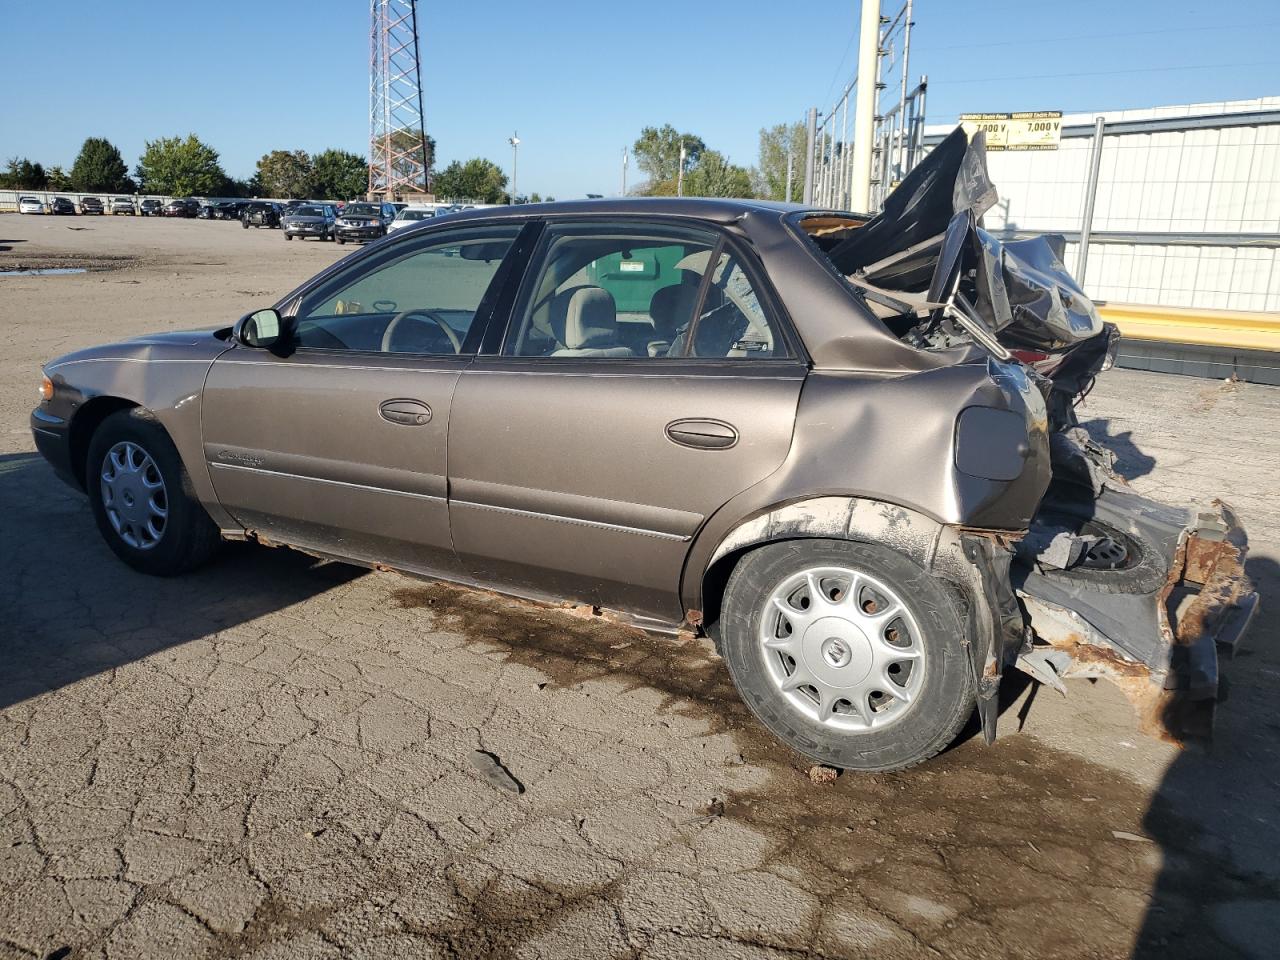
[[549, 287, 633, 357]]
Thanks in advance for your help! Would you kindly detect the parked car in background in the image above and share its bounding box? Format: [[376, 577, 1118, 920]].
[[334, 201, 395, 244], [218, 201, 246, 221], [79, 197, 104, 215], [387, 204, 448, 233], [241, 202, 282, 229], [164, 199, 198, 218], [281, 203, 336, 241], [50, 197, 77, 215], [18, 196, 45, 214], [110, 197, 137, 215], [198, 200, 242, 220], [139, 199, 163, 217]]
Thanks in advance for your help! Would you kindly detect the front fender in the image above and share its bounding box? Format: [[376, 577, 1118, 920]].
[[42, 331, 237, 529]]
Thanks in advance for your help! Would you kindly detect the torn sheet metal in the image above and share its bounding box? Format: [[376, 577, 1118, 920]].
[[1016, 495, 1258, 741], [828, 125, 1105, 356]]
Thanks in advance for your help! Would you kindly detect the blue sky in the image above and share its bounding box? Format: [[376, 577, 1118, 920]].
[[4, 0, 1278, 198]]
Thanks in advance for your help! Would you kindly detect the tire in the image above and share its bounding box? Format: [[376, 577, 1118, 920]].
[[719, 538, 976, 772], [336, 237, 345, 245], [86, 409, 220, 576], [285, 233, 292, 241], [242, 221, 249, 229]]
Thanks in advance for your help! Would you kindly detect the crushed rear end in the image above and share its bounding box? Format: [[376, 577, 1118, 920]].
[[799, 127, 1258, 740]]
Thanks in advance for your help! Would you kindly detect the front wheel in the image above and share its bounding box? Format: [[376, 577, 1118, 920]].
[[86, 409, 220, 576], [335, 236, 345, 245], [284, 233, 293, 241], [719, 538, 975, 772]]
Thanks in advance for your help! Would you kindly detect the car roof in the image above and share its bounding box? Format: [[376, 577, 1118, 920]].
[[431, 196, 806, 225]]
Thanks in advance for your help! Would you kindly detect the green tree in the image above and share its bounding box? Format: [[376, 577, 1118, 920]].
[[311, 149, 368, 200], [754, 122, 806, 202], [256, 149, 313, 198], [135, 135, 227, 196], [46, 165, 73, 190], [70, 137, 134, 192], [432, 158, 508, 204], [632, 124, 705, 195], [682, 150, 754, 199], [0, 157, 48, 189]]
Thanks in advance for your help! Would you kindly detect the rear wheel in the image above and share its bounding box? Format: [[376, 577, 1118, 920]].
[[719, 538, 975, 772], [86, 410, 220, 576]]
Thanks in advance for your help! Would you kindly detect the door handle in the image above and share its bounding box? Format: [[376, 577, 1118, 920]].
[[665, 418, 738, 450], [379, 398, 432, 426]]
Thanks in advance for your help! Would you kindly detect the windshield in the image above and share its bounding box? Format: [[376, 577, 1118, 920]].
[[344, 204, 379, 217], [294, 206, 324, 217], [398, 210, 433, 221]]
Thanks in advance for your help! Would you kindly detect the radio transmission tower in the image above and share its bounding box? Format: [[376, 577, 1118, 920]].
[[369, 0, 430, 199]]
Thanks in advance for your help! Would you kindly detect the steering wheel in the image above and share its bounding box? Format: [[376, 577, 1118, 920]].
[[380, 309, 462, 354]]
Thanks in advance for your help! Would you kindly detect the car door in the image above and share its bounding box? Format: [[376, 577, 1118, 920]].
[[201, 222, 526, 577], [447, 218, 808, 622]]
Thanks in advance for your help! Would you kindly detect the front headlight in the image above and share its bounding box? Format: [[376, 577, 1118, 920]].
[[39, 375, 53, 402]]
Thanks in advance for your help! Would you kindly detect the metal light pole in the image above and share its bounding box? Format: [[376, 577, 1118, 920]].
[[802, 107, 817, 204], [676, 140, 687, 197], [1078, 116, 1106, 281], [785, 148, 794, 203], [508, 132, 520, 204], [621, 146, 628, 196]]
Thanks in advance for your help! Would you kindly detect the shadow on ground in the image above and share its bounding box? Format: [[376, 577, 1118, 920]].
[[1080, 416, 1158, 481], [1133, 549, 1280, 959], [0, 452, 364, 711]]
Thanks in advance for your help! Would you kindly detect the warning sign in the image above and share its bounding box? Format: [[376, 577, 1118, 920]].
[[959, 111, 1062, 151]]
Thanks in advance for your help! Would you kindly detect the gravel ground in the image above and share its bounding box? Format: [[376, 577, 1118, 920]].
[[1, 214, 1278, 960]]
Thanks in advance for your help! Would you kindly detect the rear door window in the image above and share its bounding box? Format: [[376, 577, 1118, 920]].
[[503, 221, 788, 360]]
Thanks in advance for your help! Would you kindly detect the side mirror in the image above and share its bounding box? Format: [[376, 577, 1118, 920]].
[[233, 308, 284, 348]]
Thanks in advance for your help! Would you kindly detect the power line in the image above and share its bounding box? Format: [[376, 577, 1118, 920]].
[[932, 60, 1276, 87], [914, 20, 1280, 54]]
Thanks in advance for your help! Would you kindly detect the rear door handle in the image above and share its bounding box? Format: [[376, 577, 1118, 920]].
[[379, 398, 432, 426], [665, 418, 738, 450]]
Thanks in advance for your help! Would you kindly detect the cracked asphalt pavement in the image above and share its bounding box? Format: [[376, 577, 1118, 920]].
[[2, 216, 1279, 959]]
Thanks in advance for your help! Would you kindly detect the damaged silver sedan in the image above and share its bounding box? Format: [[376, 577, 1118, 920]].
[[32, 127, 1256, 771]]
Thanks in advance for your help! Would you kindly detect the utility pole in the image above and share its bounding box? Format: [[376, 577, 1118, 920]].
[[676, 140, 686, 197], [621, 146, 628, 196], [802, 107, 817, 204], [850, 0, 881, 212], [508, 132, 520, 204], [785, 147, 794, 203]]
